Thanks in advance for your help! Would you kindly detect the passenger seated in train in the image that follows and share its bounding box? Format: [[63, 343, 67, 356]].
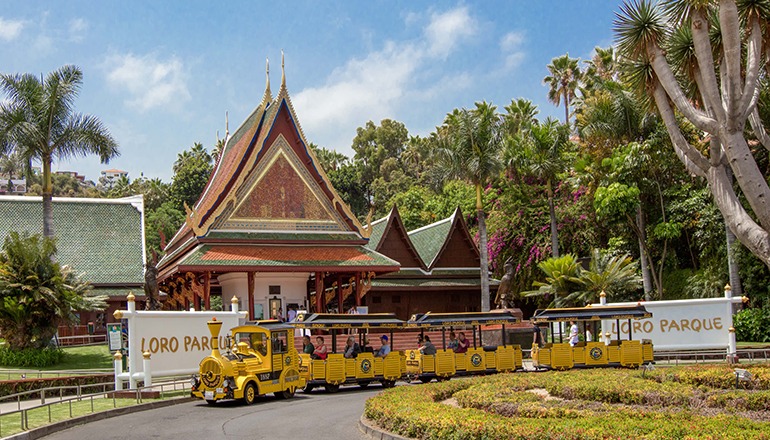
[[375, 335, 391, 357], [361, 336, 373, 353], [312, 336, 328, 360], [420, 335, 437, 355], [344, 336, 361, 358], [447, 331, 459, 351], [455, 332, 470, 353], [302, 335, 315, 355]]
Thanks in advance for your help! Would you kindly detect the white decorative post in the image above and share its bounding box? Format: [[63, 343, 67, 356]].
[[725, 284, 738, 363], [142, 351, 152, 387], [600, 291, 607, 306], [231, 295, 239, 313], [113, 351, 123, 390], [126, 292, 139, 388]]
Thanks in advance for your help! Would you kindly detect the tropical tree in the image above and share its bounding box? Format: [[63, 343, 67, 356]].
[[614, 0, 770, 270], [544, 54, 582, 126], [505, 117, 570, 257], [570, 249, 641, 305], [436, 101, 503, 311], [0, 232, 104, 350], [0, 65, 118, 238], [523, 254, 582, 307], [170, 142, 213, 213]]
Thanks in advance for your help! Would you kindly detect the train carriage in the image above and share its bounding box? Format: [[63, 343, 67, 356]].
[[292, 313, 406, 392], [405, 310, 524, 382], [191, 318, 305, 405], [530, 304, 654, 370]]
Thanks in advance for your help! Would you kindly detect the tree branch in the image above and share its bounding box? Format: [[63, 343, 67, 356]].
[[647, 44, 718, 134], [749, 109, 770, 152], [690, 9, 726, 123], [652, 83, 709, 178], [739, 18, 762, 120], [719, 0, 743, 119]]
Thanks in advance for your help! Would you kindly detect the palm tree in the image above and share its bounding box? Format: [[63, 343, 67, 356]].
[[436, 102, 504, 312], [569, 249, 641, 305], [503, 98, 539, 135], [523, 254, 581, 307], [505, 117, 570, 257], [0, 65, 118, 238], [544, 54, 581, 126]]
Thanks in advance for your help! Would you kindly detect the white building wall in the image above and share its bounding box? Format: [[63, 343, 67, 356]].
[[217, 272, 309, 320]]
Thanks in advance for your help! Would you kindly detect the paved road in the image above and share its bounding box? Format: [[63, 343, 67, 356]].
[[41, 386, 382, 440]]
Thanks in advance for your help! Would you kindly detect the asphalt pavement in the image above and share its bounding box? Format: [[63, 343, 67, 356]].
[[39, 385, 382, 440]]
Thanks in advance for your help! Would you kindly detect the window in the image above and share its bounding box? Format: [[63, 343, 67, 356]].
[[269, 286, 281, 295], [235, 332, 268, 356], [271, 331, 288, 353]]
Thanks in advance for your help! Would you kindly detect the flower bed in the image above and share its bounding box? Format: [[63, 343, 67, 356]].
[[365, 366, 770, 439]]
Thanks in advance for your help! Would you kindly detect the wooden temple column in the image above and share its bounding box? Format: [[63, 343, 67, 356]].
[[193, 274, 201, 311], [355, 272, 362, 307], [337, 274, 344, 313], [247, 271, 255, 320], [203, 272, 211, 310], [315, 272, 323, 313]]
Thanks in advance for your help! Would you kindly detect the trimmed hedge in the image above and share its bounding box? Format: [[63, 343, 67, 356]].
[[0, 374, 113, 398], [365, 368, 770, 439], [0, 347, 65, 368]]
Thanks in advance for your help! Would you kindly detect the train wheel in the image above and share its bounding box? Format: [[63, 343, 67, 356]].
[[242, 382, 257, 405], [205, 399, 216, 405], [381, 380, 396, 388], [437, 376, 450, 382], [303, 385, 315, 393], [419, 376, 432, 384], [324, 384, 340, 393], [359, 381, 370, 389], [280, 387, 295, 399]]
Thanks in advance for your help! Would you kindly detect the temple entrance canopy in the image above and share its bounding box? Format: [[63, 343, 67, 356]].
[[157, 59, 400, 318]]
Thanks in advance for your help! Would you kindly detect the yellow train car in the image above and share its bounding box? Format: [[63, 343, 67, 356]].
[[406, 310, 523, 382], [292, 313, 405, 392], [530, 304, 654, 370], [191, 318, 305, 405]]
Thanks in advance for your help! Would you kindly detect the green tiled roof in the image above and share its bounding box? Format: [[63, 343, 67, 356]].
[[206, 230, 363, 242], [177, 244, 400, 269], [364, 215, 389, 250], [0, 196, 145, 285], [408, 217, 452, 267]]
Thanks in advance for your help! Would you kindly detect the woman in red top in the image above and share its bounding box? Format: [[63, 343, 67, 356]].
[[455, 332, 470, 353], [312, 336, 328, 360]]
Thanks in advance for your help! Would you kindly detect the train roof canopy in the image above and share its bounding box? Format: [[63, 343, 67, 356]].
[[235, 320, 296, 332], [292, 313, 405, 329], [530, 305, 652, 323], [408, 310, 521, 327]]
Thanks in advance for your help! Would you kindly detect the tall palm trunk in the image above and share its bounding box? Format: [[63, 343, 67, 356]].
[[547, 179, 559, 257], [476, 184, 490, 312], [636, 206, 653, 300], [563, 94, 570, 126], [42, 157, 54, 239]]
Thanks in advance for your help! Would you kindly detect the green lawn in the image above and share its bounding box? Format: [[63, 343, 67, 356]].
[[738, 341, 770, 348], [0, 345, 113, 380]]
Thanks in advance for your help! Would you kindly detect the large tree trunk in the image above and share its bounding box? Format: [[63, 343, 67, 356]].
[[547, 180, 559, 257], [42, 157, 54, 239], [724, 167, 743, 296], [636, 206, 653, 300], [476, 184, 490, 312]]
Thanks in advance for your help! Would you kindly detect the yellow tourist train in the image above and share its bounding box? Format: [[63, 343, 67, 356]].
[[530, 304, 655, 370], [404, 311, 524, 382], [190, 318, 305, 404], [292, 313, 405, 392], [191, 306, 654, 405]]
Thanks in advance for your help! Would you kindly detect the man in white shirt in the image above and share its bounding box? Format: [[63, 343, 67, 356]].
[[569, 321, 579, 346]]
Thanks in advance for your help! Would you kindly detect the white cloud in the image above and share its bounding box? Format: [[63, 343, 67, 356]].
[[292, 6, 478, 150], [0, 17, 25, 41], [424, 7, 476, 58], [499, 31, 526, 71], [68, 18, 88, 42], [104, 52, 191, 111]]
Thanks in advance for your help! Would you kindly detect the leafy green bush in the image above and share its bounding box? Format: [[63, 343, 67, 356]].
[[0, 346, 65, 368], [365, 369, 770, 439], [734, 307, 770, 343]]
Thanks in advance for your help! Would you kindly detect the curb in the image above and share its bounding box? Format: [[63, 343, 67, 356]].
[[358, 415, 410, 440], [2, 396, 195, 440]]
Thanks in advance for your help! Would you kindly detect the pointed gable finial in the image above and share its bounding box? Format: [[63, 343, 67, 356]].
[[265, 57, 271, 97], [225, 111, 229, 139], [281, 49, 286, 88]]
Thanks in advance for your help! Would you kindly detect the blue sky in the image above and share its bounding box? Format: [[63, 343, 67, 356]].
[[0, 1, 622, 182]]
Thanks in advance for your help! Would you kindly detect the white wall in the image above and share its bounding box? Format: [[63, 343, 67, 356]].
[[218, 272, 310, 319]]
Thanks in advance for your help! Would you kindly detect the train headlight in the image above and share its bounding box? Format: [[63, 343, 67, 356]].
[[222, 378, 231, 388], [190, 375, 200, 388]]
